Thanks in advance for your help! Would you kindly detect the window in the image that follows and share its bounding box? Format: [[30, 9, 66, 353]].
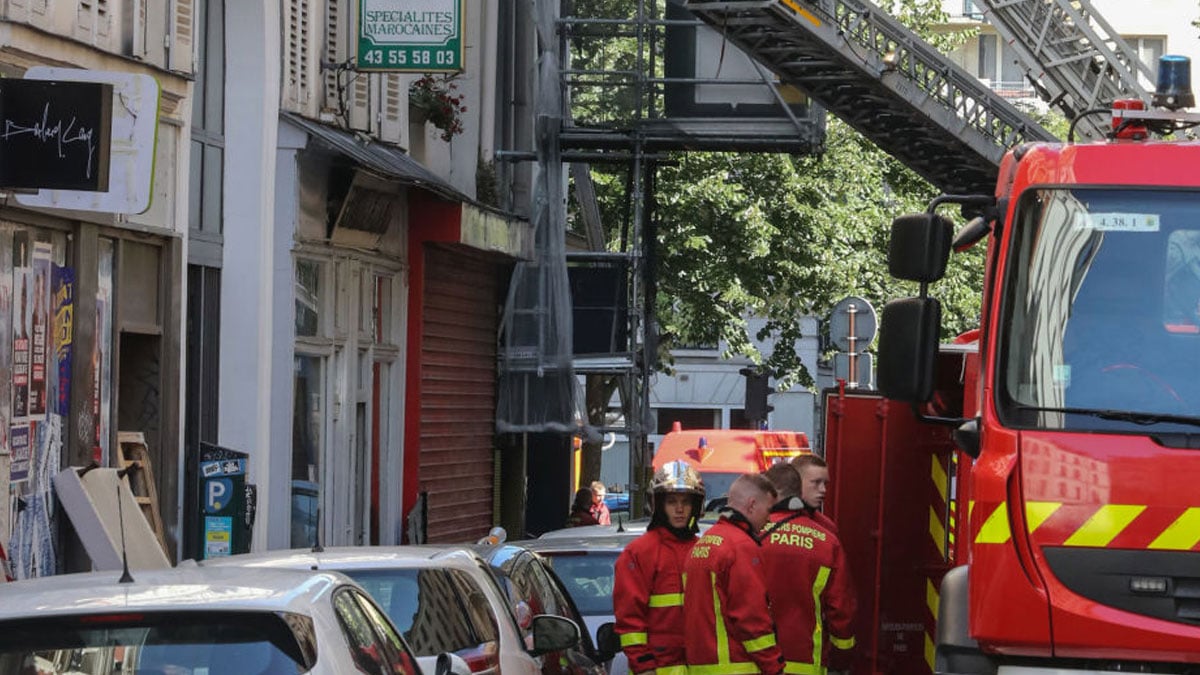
[[291, 355, 323, 547], [354, 593, 421, 675], [1127, 36, 1165, 74], [189, 0, 226, 265], [336, 590, 389, 675], [976, 34, 1026, 94], [344, 568, 499, 660], [0, 611, 313, 673], [543, 552, 620, 616], [998, 189, 1200, 432], [655, 408, 719, 435], [295, 258, 323, 337]]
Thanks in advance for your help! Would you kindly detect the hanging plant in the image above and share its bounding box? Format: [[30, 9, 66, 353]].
[[409, 74, 467, 142]]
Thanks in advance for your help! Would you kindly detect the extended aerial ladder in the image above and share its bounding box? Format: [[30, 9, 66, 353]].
[[971, 0, 1154, 141], [683, 0, 1056, 194], [683, 0, 1153, 193]]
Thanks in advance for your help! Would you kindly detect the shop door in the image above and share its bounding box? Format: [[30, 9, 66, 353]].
[[419, 246, 498, 543]]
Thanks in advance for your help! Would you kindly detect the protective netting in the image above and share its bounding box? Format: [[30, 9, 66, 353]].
[[495, 0, 581, 435]]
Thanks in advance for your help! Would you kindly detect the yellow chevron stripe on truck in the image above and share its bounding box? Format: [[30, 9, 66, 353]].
[[973, 502, 1200, 550]]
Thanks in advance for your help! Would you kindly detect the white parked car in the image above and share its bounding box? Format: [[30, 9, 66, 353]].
[[0, 563, 457, 675], [200, 546, 585, 675]]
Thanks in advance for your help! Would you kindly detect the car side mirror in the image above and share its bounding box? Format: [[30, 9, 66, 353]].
[[595, 622, 619, 663], [435, 653, 472, 675], [530, 614, 580, 656]]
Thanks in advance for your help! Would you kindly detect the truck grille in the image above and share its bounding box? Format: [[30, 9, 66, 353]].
[[1044, 547, 1200, 627]]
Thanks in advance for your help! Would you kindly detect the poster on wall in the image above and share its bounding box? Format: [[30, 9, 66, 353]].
[[92, 241, 113, 467], [10, 423, 29, 483], [53, 266, 74, 417], [0, 228, 11, 456], [29, 242, 51, 420], [11, 232, 31, 424]]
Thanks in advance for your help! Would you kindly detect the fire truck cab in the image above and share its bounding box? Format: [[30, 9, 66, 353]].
[[876, 56, 1200, 674]]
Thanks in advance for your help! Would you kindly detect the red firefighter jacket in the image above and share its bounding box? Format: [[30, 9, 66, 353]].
[[683, 513, 784, 675], [614, 526, 696, 675], [760, 507, 857, 674]]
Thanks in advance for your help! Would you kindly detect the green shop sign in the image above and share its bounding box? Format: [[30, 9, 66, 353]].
[[358, 0, 463, 72]]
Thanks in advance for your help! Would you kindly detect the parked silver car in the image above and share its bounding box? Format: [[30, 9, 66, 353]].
[[0, 563, 443, 675], [201, 546, 584, 675]]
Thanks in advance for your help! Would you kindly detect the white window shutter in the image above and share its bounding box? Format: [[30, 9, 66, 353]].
[[131, 0, 147, 58], [285, 0, 312, 110], [172, 0, 194, 73], [379, 73, 403, 143], [349, 67, 370, 131], [324, 0, 345, 117]]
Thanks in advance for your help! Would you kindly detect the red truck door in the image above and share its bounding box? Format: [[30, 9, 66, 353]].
[[823, 388, 958, 675]]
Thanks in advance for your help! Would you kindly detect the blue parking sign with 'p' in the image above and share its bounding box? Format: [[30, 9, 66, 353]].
[[206, 478, 233, 514]]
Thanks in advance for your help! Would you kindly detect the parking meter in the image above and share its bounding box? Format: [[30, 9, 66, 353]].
[[197, 442, 254, 558]]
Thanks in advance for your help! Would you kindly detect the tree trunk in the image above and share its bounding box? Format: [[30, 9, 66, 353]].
[[581, 375, 617, 485]]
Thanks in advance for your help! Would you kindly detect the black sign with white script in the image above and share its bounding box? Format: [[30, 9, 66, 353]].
[[0, 79, 112, 191]]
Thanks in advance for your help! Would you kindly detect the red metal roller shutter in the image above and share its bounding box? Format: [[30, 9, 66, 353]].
[[420, 245, 498, 543]]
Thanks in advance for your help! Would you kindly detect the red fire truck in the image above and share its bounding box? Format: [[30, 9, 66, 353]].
[[825, 56, 1200, 674]]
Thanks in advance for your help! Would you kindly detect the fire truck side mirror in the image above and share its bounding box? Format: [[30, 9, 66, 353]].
[[888, 213, 953, 283], [877, 296, 941, 403]]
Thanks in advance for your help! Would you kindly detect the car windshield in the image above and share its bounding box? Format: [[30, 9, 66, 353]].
[[998, 188, 1200, 432], [345, 568, 499, 661], [0, 611, 313, 674], [540, 552, 619, 616], [699, 473, 738, 504]]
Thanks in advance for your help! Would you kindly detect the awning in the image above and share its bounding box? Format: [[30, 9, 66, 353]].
[[283, 112, 533, 260], [282, 111, 467, 202]]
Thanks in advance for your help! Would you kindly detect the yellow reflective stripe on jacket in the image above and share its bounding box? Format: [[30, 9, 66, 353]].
[[688, 663, 764, 675], [711, 573, 731, 664], [830, 634, 855, 650], [656, 666, 689, 675], [649, 592, 685, 607], [783, 662, 822, 675], [811, 566, 831, 668], [621, 632, 648, 647], [742, 633, 776, 653], [695, 571, 770, 675]]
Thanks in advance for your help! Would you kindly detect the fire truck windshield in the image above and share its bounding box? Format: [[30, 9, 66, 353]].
[[997, 188, 1200, 432]]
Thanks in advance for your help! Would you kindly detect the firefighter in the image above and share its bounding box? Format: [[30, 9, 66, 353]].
[[762, 461, 857, 675], [683, 473, 784, 675], [613, 461, 706, 675], [791, 453, 838, 534]]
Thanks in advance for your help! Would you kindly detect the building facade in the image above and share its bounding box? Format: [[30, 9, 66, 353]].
[[0, 1, 194, 576], [214, 0, 532, 555]]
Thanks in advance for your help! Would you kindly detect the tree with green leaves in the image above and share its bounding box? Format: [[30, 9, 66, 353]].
[[564, 0, 1057, 484]]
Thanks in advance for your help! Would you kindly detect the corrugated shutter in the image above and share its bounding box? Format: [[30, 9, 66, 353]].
[[420, 246, 499, 544]]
